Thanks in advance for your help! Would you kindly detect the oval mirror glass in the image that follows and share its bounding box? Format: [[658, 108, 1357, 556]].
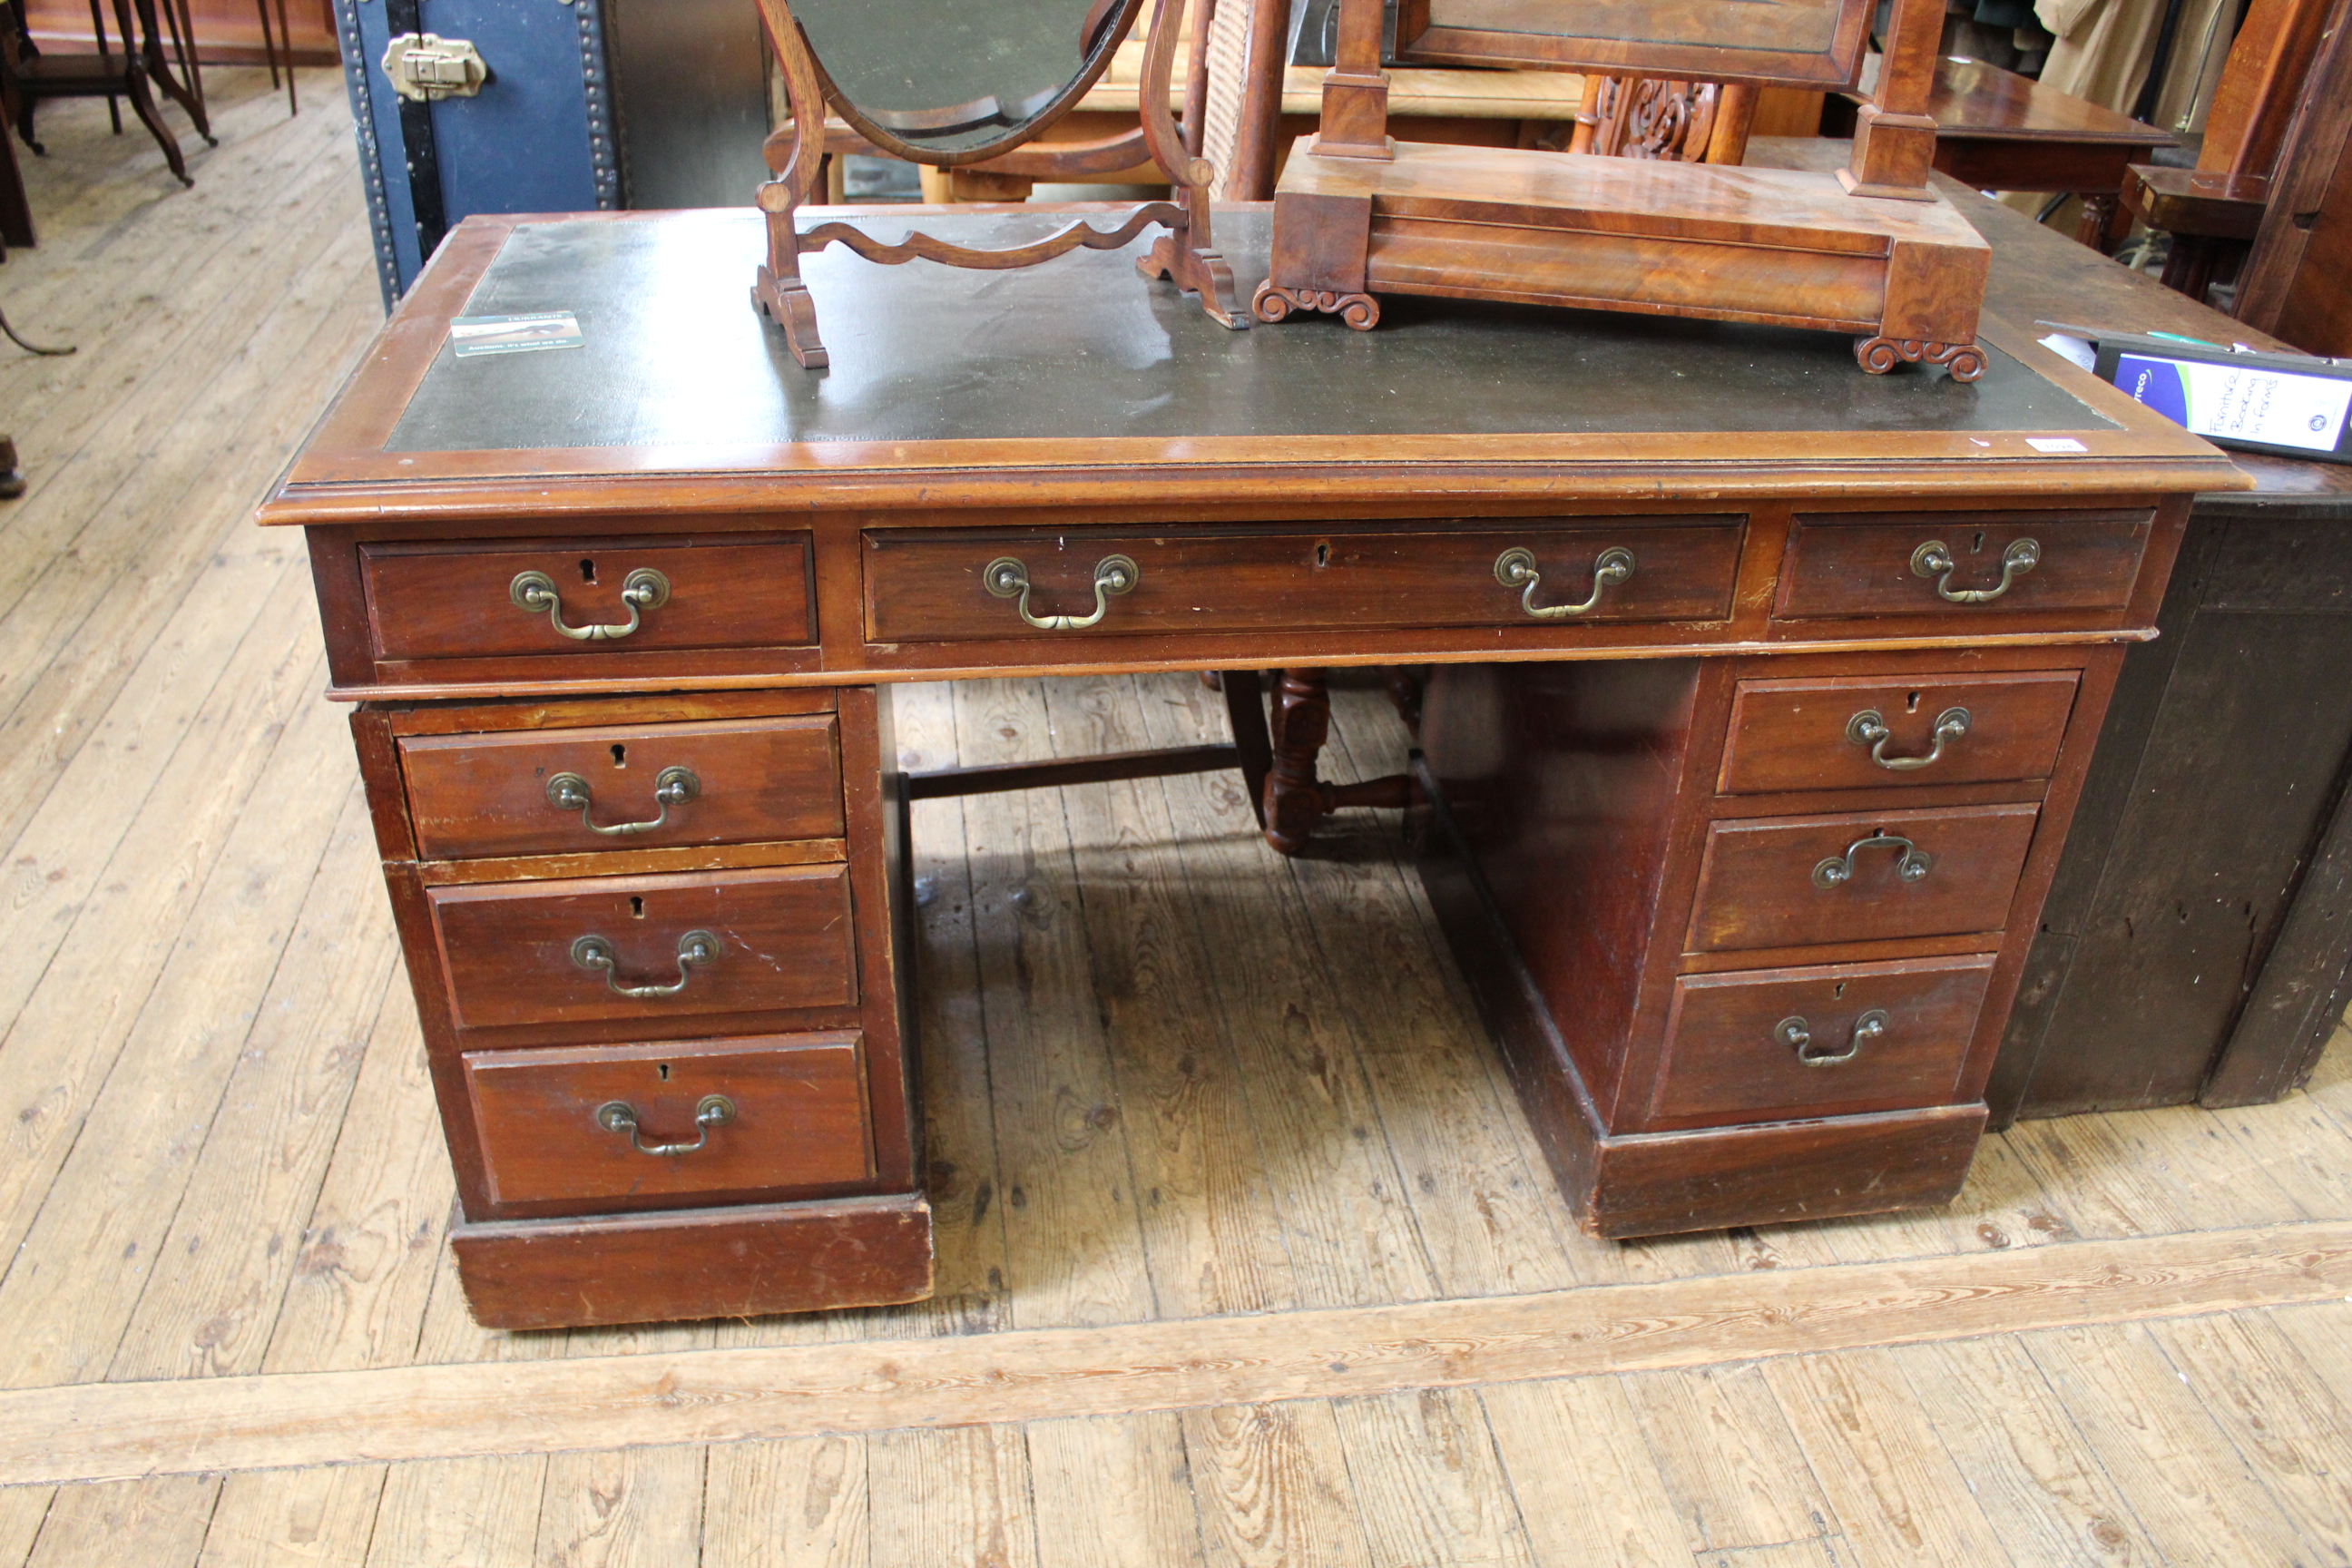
[[792, 0, 1144, 161]]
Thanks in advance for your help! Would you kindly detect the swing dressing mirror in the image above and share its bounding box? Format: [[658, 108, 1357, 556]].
[[790, 0, 1144, 162]]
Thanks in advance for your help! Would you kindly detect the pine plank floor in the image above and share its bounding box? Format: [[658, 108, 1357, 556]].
[[2, 69, 2349, 1566]]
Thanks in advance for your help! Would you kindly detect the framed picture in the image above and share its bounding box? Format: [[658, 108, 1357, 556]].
[[1394, 0, 1877, 88]]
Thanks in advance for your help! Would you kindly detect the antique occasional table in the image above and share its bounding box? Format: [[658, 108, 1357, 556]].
[[260, 205, 2239, 1329]]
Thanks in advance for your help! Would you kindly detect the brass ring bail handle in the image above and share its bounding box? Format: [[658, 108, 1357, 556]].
[[595, 1094, 736, 1157], [1911, 538, 2039, 603], [1494, 545, 1635, 620], [1775, 1009, 1889, 1066], [1813, 832, 1935, 889], [984, 554, 1140, 631], [570, 929, 721, 998], [509, 567, 671, 641], [545, 765, 700, 836], [1846, 707, 1971, 771]]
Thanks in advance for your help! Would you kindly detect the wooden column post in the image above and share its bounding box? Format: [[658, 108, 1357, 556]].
[[1842, 0, 1941, 199], [1309, 0, 1392, 160]]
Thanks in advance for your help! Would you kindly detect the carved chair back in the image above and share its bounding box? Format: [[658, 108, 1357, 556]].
[[1571, 76, 1755, 164]]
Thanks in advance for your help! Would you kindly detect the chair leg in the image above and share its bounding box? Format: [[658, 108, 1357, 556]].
[[277, 0, 296, 113], [1219, 669, 1271, 828], [122, 64, 189, 184]]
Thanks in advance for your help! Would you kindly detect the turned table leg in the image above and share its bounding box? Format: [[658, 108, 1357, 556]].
[[1262, 668, 1412, 857]]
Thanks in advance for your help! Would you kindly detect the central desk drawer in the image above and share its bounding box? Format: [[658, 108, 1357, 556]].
[[464, 1033, 873, 1210], [427, 865, 858, 1032], [862, 520, 1744, 642], [1687, 802, 2041, 953], [362, 534, 815, 661], [1774, 510, 2150, 622], [1649, 955, 1996, 1129], [400, 714, 844, 860]]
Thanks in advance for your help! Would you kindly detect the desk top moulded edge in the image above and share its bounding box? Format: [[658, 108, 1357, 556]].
[[255, 208, 2247, 528]]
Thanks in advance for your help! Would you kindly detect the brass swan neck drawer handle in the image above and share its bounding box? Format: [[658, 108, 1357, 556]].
[[1813, 832, 1935, 888], [545, 765, 700, 836], [1847, 707, 1971, 771], [985, 554, 1139, 631], [595, 1094, 736, 1156], [509, 567, 671, 641], [1776, 1009, 1889, 1066], [570, 929, 720, 997], [1494, 545, 1635, 620], [1911, 537, 2039, 603]]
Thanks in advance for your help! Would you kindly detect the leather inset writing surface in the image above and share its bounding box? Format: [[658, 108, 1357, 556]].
[[383, 211, 2106, 457]]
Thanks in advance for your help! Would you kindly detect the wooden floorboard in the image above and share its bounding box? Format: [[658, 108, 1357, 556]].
[[2, 66, 2350, 1568], [0, 1220, 2345, 1487]]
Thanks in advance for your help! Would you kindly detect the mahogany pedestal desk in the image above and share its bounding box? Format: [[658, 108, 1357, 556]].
[[260, 206, 2239, 1329]]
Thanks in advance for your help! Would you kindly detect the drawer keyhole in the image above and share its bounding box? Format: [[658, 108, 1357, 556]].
[[1906, 691, 1921, 713], [657, 1063, 670, 1081], [580, 558, 597, 583], [1314, 541, 1330, 569], [630, 896, 644, 918], [612, 743, 627, 768]]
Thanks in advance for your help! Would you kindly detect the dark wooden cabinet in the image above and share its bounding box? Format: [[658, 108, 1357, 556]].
[[1991, 495, 2352, 1121]]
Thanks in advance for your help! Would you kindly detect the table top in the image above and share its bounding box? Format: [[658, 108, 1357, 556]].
[[265, 199, 2237, 526], [1925, 56, 2175, 148]]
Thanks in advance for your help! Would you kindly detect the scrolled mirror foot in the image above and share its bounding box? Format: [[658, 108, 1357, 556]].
[[1252, 282, 1380, 330], [754, 265, 829, 370], [1853, 335, 1984, 382]]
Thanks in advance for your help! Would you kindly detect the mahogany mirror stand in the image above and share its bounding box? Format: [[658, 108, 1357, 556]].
[[1255, 0, 1994, 378]]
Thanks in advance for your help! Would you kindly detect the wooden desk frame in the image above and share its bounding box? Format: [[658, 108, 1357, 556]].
[[262, 209, 2241, 1329]]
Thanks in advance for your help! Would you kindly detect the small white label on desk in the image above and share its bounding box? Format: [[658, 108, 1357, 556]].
[[2026, 437, 2089, 453]]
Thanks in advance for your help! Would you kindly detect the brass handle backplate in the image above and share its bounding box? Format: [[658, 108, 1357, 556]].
[[1846, 707, 1971, 771], [1775, 1009, 1889, 1066], [510, 567, 671, 641], [545, 765, 700, 836], [1911, 537, 2039, 603], [985, 554, 1139, 631], [571, 929, 720, 997], [1813, 832, 1935, 889], [1494, 545, 1635, 620], [595, 1094, 735, 1156]]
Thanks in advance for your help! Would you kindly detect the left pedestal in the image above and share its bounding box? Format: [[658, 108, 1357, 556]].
[[348, 681, 929, 1330]]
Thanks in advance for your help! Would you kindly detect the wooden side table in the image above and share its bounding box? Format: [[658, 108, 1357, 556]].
[[1828, 56, 2176, 250]]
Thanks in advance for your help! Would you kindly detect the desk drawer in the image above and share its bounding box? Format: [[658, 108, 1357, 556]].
[[863, 520, 1744, 642], [428, 865, 857, 1032], [1774, 511, 2150, 621], [1687, 802, 2040, 953], [1717, 671, 2080, 794], [362, 535, 815, 661], [465, 1033, 872, 1210], [400, 715, 844, 860], [1648, 955, 1995, 1129]]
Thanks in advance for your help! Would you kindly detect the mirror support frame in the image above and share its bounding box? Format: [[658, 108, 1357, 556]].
[[1253, 0, 1991, 379], [750, 0, 1244, 370]]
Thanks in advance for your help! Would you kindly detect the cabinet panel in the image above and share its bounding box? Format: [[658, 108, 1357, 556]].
[[1718, 669, 2079, 793], [466, 1032, 871, 1209], [1650, 953, 1995, 1128], [864, 519, 1744, 642], [427, 863, 857, 1030], [1687, 802, 2040, 952], [400, 713, 843, 859]]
